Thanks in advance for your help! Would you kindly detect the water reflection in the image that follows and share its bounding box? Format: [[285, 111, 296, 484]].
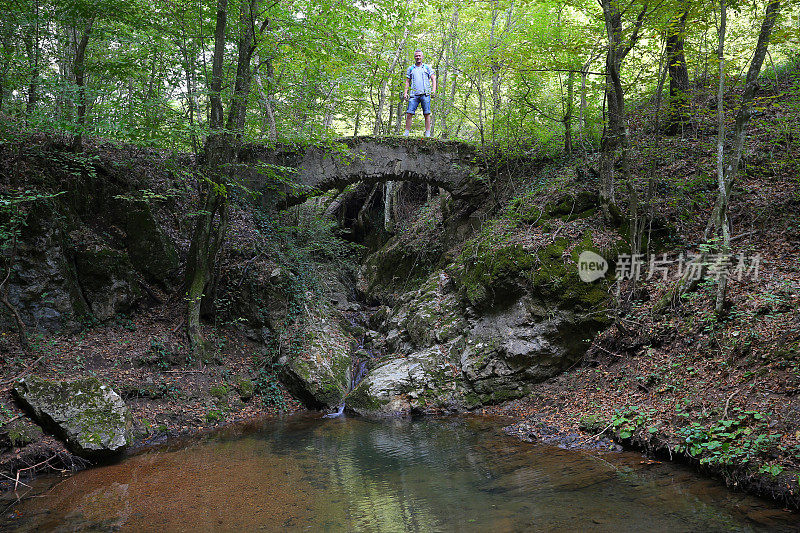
[[2, 414, 797, 531]]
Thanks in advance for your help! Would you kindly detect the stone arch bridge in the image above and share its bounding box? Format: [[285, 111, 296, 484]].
[[237, 136, 490, 208]]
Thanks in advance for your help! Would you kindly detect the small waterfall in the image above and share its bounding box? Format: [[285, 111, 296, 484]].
[[351, 358, 368, 389], [322, 309, 375, 418], [323, 358, 369, 418], [322, 403, 345, 418]]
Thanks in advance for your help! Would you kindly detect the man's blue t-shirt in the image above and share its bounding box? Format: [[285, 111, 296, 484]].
[[406, 64, 434, 96]]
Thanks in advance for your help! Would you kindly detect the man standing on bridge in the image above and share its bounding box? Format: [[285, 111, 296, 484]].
[[403, 50, 436, 137]]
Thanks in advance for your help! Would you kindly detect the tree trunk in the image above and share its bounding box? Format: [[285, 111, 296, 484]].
[[375, 15, 414, 135], [23, 2, 41, 115], [394, 95, 403, 133], [384, 181, 394, 233], [708, 0, 780, 314], [599, 49, 624, 223], [180, 35, 199, 153], [712, 0, 729, 314], [226, 0, 256, 132], [186, 0, 229, 359], [564, 69, 574, 156], [598, 0, 647, 224], [208, 0, 227, 130], [186, 0, 260, 358], [185, 181, 228, 359], [254, 54, 277, 141], [489, 2, 512, 140], [438, 5, 460, 138], [664, 4, 690, 135], [70, 18, 94, 152], [653, 41, 669, 131], [658, 0, 781, 315], [489, 0, 500, 137], [579, 65, 588, 149], [323, 83, 337, 131], [0, 30, 11, 112]]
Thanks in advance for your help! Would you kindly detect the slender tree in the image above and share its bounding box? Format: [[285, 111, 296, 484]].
[[664, 0, 690, 134], [598, 0, 650, 225], [707, 0, 781, 314], [185, 0, 260, 358]]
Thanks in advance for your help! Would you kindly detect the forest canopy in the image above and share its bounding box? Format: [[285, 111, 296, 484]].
[[0, 0, 798, 153]]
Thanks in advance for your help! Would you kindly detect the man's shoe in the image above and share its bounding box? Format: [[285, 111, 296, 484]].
[[403, 130, 410, 137]]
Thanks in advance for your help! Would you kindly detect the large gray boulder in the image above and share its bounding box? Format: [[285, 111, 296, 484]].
[[350, 266, 603, 416], [278, 312, 353, 409], [459, 295, 591, 405], [13, 376, 131, 458], [347, 344, 465, 418]]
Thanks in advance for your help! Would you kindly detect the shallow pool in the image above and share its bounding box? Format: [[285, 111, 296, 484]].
[[2, 414, 798, 531]]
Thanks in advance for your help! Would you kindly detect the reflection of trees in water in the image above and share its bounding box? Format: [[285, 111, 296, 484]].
[[11, 416, 794, 532], [268, 417, 736, 531], [273, 417, 562, 530], [287, 418, 448, 531]]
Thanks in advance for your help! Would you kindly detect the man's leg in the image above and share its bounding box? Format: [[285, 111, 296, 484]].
[[422, 95, 432, 137], [404, 95, 419, 136]]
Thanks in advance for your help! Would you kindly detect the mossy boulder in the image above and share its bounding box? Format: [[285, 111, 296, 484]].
[[278, 313, 352, 409], [456, 231, 614, 317], [235, 378, 255, 401], [459, 243, 535, 308], [385, 271, 467, 348], [527, 235, 612, 313], [347, 343, 465, 418], [13, 376, 131, 458], [346, 358, 414, 417]]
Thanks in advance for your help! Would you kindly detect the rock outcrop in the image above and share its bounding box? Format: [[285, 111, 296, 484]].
[[7, 208, 90, 331], [1, 142, 181, 333], [13, 376, 131, 458], [350, 223, 612, 416], [278, 312, 353, 409], [459, 296, 592, 405]]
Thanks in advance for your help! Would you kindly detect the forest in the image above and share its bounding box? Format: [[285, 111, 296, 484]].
[[1, 0, 800, 529], [0, 0, 793, 146]]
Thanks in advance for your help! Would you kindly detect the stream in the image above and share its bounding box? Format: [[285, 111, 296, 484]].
[[2, 415, 798, 531]]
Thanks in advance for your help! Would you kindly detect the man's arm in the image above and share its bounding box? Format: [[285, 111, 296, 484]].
[[403, 76, 410, 100]]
